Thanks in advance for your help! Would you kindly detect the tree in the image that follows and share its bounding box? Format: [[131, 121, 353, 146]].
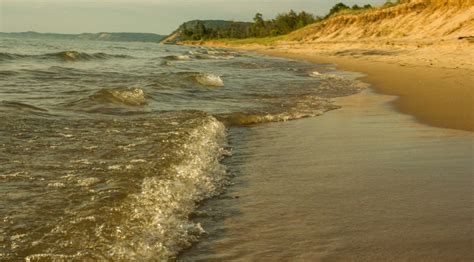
[[251, 13, 266, 37], [326, 3, 350, 18], [178, 9, 318, 40], [193, 21, 207, 39]]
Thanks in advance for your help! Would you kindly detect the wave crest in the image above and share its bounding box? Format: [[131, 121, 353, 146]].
[[193, 73, 224, 87], [163, 55, 191, 61], [0, 52, 27, 61], [90, 88, 147, 106], [0, 101, 49, 114], [110, 115, 229, 260]]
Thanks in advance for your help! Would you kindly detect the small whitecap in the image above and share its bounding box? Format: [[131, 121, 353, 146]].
[[48, 182, 66, 188], [77, 177, 100, 187], [309, 71, 322, 77], [130, 159, 147, 163], [108, 165, 121, 170], [70, 159, 92, 165], [195, 73, 224, 87]]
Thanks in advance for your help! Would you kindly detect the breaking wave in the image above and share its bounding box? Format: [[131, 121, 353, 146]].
[[2, 110, 229, 261], [163, 55, 192, 61], [109, 115, 229, 260], [193, 73, 224, 87], [89, 88, 147, 106]]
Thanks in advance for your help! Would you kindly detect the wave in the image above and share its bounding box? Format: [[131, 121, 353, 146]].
[[163, 55, 192, 61], [188, 49, 236, 60], [194, 53, 234, 60], [159, 60, 174, 66], [109, 114, 229, 260], [219, 95, 340, 126], [0, 70, 20, 77], [14, 112, 230, 261], [0, 51, 132, 62], [309, 70, 346, 80], [45, 51, 132, 61], [89, 88, 147, 106], [192, 73, 224, 87], [0, 101, 49, 114], [223, 61, 263, 69], [0, 52, 28, 61], [163, 50, 236, 61]]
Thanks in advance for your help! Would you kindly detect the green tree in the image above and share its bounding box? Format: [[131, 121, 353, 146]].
[[251, 13, 266, 37], [326, 3, 350, 18], [193, 21, 207, 40]]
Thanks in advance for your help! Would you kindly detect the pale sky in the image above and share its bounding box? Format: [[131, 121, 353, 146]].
[[0, 0, 386, 34]]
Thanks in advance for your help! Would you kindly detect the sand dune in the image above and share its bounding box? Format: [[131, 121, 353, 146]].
[[288, 0, 473, 42]]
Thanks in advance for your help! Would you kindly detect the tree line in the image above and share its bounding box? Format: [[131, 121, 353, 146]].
[[180, 2, 375, 41]]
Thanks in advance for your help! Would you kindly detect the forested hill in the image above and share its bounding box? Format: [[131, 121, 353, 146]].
[[160, 5, 382, 44], [160, 10, 322, 44], [160, 20, 253, 44], [0, 32, 166, 43]]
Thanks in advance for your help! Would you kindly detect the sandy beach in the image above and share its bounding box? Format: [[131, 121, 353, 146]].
[[180, 89, 473, 261]]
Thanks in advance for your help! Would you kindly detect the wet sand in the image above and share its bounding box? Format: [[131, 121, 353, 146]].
[[180, 89, 473, 261]]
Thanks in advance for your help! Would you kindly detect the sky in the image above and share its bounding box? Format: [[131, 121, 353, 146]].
[[0, 0, 386, 35]]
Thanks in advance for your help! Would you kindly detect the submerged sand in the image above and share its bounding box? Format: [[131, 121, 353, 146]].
[[180, 89, 473, 261]]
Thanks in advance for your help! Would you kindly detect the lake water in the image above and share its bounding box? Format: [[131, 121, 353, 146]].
[[0, 38, 365, 260]]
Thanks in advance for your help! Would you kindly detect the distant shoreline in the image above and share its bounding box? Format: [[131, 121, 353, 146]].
[[0, 31, 166, 43]]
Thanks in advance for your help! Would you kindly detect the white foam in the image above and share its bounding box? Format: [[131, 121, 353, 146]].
[[195, 73, 224, 87], [108, 88, 147, 106], [176, 55, 191, 60], [309, 71, 322, 77], [77, 177, 100, 187], [130, 159, 147, 163], [107, 165, 121, 170], [309, 71, 344, 80], [47, 182, 66, 188], [110, 115, 229, 260]]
